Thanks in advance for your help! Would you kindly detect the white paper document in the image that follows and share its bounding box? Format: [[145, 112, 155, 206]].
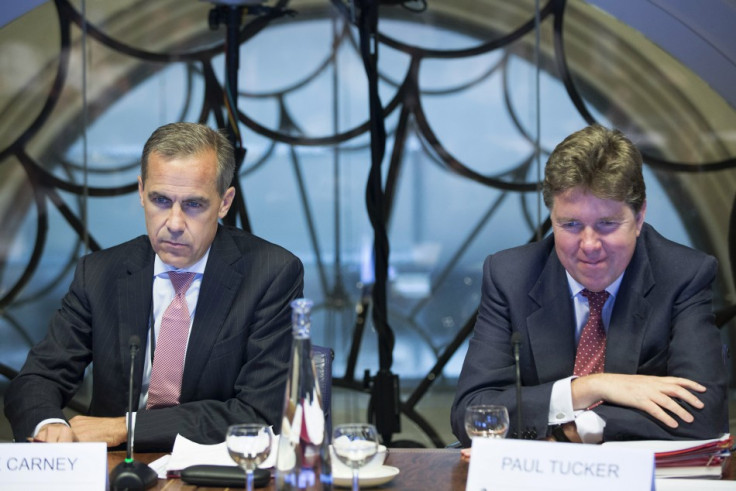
[[153, 433, 279, 479], [602, 435, 730, 454], [603, 434, 732, 480]]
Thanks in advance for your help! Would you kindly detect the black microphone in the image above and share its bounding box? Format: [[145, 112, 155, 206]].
[[110, 335, 157, 490], [510, 331, 537, 439], [511, 331, 524, 438]]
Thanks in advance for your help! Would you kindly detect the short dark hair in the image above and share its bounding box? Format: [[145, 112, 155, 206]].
[[140, 122, 235, 196], [542, 124, 646, 214]]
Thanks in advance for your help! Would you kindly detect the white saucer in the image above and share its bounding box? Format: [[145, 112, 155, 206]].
[[333, 465, 400, 488]]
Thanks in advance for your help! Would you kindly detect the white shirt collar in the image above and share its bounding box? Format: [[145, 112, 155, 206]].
[[153, 248, 210, 277], [565, 270, 624, 300]]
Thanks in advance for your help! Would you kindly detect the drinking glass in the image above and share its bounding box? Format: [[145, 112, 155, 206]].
[[332, 423, 380, 491], [464, 404, 510, 439], [226, 423, 273, 491]]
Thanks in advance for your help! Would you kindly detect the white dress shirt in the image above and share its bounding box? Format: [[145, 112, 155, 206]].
[[139, 250, 209, 409], [33, 248, 211, 438], [547, 271, 624, 443]]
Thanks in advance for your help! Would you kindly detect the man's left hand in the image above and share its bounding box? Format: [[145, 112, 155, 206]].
[[69, 415, 127, 447]]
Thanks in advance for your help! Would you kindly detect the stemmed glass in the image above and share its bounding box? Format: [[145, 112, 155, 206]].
[[332, 423, 380, 491], [226, 423, 273, 491], [464, 404, 510, 439]]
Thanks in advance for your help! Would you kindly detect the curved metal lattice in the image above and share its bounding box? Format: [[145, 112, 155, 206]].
[[1, 0, 734, 447]]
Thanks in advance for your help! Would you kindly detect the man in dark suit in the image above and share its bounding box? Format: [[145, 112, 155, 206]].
[[451, 125, 727, 447], [4, 122, 303, 451]]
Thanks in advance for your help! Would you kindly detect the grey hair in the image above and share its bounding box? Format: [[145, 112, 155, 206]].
[[140, 122, 235, 196]]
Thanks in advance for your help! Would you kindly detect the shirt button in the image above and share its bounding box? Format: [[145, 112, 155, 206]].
[[556, 413, 566, 420]]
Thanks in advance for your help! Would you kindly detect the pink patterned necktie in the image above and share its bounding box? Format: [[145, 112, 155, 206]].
[[146, 271, 196, 409], [573, 289, 610, 376]]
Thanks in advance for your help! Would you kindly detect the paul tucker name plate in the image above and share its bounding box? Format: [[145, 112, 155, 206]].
[[466, 438, 654, 491], [0, 442, 107, 490]]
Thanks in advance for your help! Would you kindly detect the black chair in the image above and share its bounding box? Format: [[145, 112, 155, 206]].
[[715, 193, 736, 329], [0, 363, 18, 382]]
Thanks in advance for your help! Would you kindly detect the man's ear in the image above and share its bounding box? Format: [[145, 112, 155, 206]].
[[218, 186, 236, 219], [138, 176, 145, 206], [635, 200, 647, 235]]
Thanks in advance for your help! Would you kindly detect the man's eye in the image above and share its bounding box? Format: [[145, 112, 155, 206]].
[[152, 196, 170, 205], [184, 201, 203, 209], [561, 222, 580, 230], [598, 220, 618, 229]]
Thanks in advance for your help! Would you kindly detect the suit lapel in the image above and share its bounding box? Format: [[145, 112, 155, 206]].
[[605, 236, 654, 374], [117, 238, 155, 404], [526, 227, 655, 380], [527, 250, 577, 382], [180, 227, 244, 401]]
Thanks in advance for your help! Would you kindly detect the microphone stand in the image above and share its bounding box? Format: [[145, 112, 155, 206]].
[[110, 335, 157, 490], [511, 331, 524, 438], [510, 331, 537, 439]]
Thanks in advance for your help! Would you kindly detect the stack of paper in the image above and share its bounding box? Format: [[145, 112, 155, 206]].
[[654, 434, 732, 479], [604, 433, 732, 479], [148, 433, 279, 479]]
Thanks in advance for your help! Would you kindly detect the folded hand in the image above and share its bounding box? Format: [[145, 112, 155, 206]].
[[34, 423, 77, 443], [69, 415, 127, 447], [572, 374, 705, 428]]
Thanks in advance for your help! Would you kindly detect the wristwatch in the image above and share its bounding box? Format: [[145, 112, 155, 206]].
[[550, 424, 571, 443]]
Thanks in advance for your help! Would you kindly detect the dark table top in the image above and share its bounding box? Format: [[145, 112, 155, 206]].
[[108, 448, 467, 490], [109, 446, 733, 490]]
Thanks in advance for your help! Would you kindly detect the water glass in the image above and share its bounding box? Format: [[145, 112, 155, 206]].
[[226, 423, 273, 491], [332, 423, 380, 491], [464, 404, 509, 439]]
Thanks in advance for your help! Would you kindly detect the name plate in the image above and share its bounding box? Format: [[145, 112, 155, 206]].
[[466, 438, 654, 491], [0, 442, 107, 490]]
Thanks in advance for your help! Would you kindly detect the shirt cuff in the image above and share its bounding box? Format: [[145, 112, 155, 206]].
[[548, 376, 576, 425], [33, 418, 69, 438], [574, 410, 606, 444]]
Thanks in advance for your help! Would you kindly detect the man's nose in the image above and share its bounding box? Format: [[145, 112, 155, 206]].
[[580, 227, 601, 252], [167, 204, 185, 232]]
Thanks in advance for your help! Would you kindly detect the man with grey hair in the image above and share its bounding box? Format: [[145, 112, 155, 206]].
[[5, 122, 303, 451], [452, 124, 727, 446]]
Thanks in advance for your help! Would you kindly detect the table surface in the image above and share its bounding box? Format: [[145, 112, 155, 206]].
[[109, 447, 734, 490], [109, 448, 467, 490]]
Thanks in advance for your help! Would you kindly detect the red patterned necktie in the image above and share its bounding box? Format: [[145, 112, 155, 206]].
[[573, 288, 610, 376], [146, 271, 196, 409]]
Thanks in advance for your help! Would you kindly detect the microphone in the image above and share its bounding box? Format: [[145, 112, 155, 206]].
[[510, 331, 524, 438], [110, 335, 157, 490], [510, 332, 536, 439]]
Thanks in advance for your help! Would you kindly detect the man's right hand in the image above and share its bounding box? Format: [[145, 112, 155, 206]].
[[571, 373, 706, 428], [34, 423, 77, 443]]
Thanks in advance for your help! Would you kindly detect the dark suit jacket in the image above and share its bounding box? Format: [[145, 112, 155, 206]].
[[451, 223, 727, 446], [4, 225, 304, 451]]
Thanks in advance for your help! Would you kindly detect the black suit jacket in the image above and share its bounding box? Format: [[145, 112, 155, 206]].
[[451, 223, 727, 446], [4, 225, 304, 451]]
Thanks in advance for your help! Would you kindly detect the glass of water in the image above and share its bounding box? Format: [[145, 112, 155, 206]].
[[226, 423, 273, 491], [464, 404, 509, 439], [332, 423, 380, 491]]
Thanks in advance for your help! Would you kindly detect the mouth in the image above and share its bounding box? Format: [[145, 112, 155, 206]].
[[579, 258, 605, 267], [162, 240, 188, 249]]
